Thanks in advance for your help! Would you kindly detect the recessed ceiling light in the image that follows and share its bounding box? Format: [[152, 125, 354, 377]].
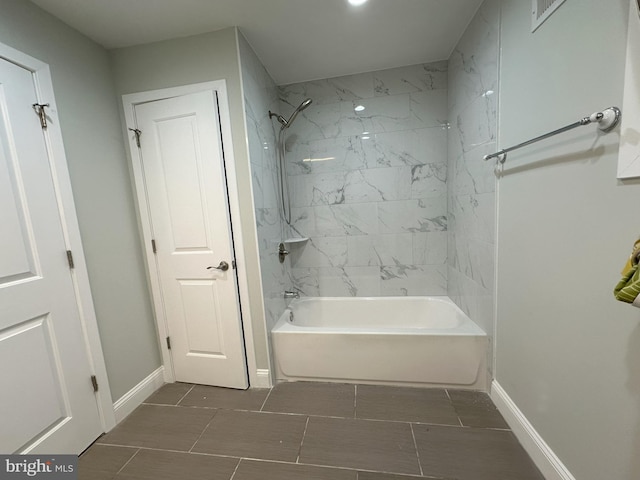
[[354, 105, 365, 112], [348, 0, 368, 5]]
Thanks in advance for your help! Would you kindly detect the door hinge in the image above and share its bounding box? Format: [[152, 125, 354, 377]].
[[232, 260, 236, 269], [166, 336, 171, 350], [66, 250, 75, 269], [33, 103, 50, 129], [151, 239, 157, 254], [128, 128, 142, 148], [91, 375, 99, 392]]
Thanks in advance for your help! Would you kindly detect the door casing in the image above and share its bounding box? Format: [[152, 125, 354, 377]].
[[0, 41, 116, 432], [122, 81, 267, 388]]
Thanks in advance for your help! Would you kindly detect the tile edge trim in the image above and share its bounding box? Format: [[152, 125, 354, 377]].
[[254, 368, 272, 388]]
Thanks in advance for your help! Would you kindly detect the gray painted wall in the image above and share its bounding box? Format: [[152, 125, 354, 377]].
[[497, 1, 640, 478], [110, 28, 271, 375], [0, 0, 160, 401]]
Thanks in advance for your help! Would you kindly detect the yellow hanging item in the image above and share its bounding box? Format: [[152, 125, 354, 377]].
[[615, 238, 640, 304], [621, 239, 640, 276]]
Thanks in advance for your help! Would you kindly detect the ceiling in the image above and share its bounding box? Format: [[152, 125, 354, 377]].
[[30, 0, 484, 85]]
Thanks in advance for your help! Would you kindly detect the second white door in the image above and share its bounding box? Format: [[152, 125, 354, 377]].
[[134, 90, 248, 389]]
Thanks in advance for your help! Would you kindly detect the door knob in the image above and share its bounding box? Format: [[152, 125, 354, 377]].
[[207, 261, 229, 272]]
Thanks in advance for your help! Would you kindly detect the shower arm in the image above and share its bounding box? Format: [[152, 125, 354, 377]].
[[269, 111, 288, 128]]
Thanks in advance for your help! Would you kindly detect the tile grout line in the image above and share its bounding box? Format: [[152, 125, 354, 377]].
[[99, 408, 471, 428], [96, 443, 239, 459], [354, 384, 357, 418], [94, 442, 440, 479], [114, 448, 140, 475], [188, 410, 218, 453], [228, 457, 243, 480], [409, 423, 424, 477], [444, 388, 464, 427], [240, 456, 428, 478], [444, 389, 451, 401], [295, 416, 311, 464], [259, 387, 274, 411], [176, 384, 196, 405]]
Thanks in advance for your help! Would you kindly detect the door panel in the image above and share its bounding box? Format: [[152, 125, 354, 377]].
[[135, 90, 248, 388], [155, 116, 211, 250], [179, 280, 225, 355], [0, 134, 36, 281], [0, 58, 102, 453], [0, 315, 67, 453]]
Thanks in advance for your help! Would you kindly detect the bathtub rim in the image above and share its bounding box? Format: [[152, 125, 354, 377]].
[[273, 295, 487, 336]]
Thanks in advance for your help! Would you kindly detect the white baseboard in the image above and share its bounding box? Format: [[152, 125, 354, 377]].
[[113, 366, 165, 425], [253, 368, 272, 388], [491, 381, 576, 480]]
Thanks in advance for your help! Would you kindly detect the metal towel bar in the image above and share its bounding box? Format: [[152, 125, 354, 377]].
[[484, 106, 621, 163]]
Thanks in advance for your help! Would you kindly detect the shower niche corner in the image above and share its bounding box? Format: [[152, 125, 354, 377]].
[[282, 237, 309, 244], [277, 238, 308, 263]]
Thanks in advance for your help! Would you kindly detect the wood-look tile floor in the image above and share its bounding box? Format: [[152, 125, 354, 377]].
[[80, 382, 544, 480]]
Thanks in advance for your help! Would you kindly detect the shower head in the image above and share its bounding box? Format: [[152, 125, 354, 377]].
[[269, 98, 313, 130], [285, 98, 312, 128]]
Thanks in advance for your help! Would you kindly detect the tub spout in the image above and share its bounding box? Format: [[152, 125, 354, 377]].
[[284, 291, 299, 299]]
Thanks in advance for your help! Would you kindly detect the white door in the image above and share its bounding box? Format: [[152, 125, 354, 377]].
[[134, 90, 248, 389], [0, 58, 103, 453]]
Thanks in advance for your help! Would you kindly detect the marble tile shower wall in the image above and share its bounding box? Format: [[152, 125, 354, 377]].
[[278, 62, 449, 297], [238, 34, 290, 329], [446, 0, 500, 366]]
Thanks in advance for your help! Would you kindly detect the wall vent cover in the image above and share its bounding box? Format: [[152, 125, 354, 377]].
[[532, 0, 567, 32]]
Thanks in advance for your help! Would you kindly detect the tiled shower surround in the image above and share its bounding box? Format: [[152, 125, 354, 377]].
[[239, 33, 289, 329], [241, 10, 499, 332], [279, 62, 449, 297], [447, 0, 500, 367]]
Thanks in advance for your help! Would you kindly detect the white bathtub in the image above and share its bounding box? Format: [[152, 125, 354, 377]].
[[272, 296, 487, 389]]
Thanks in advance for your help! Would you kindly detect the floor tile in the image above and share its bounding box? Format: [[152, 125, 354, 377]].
[[356, 385, 459, 425], [78, 445, 138, 480], [97, 405, 215, 451], [357, 473, 448, 480], [179, 384, 270, 411], [299, 416, 421, 475], [233, 459, 356, 480], [191, 409, 308, 462], [413, 424, 545, 480], [144, 383, 193, 406], [80, 382, 536, 480], [116, 448, 238, 480], [447, 389, 509, 429], [263, 382, 355, 418]]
